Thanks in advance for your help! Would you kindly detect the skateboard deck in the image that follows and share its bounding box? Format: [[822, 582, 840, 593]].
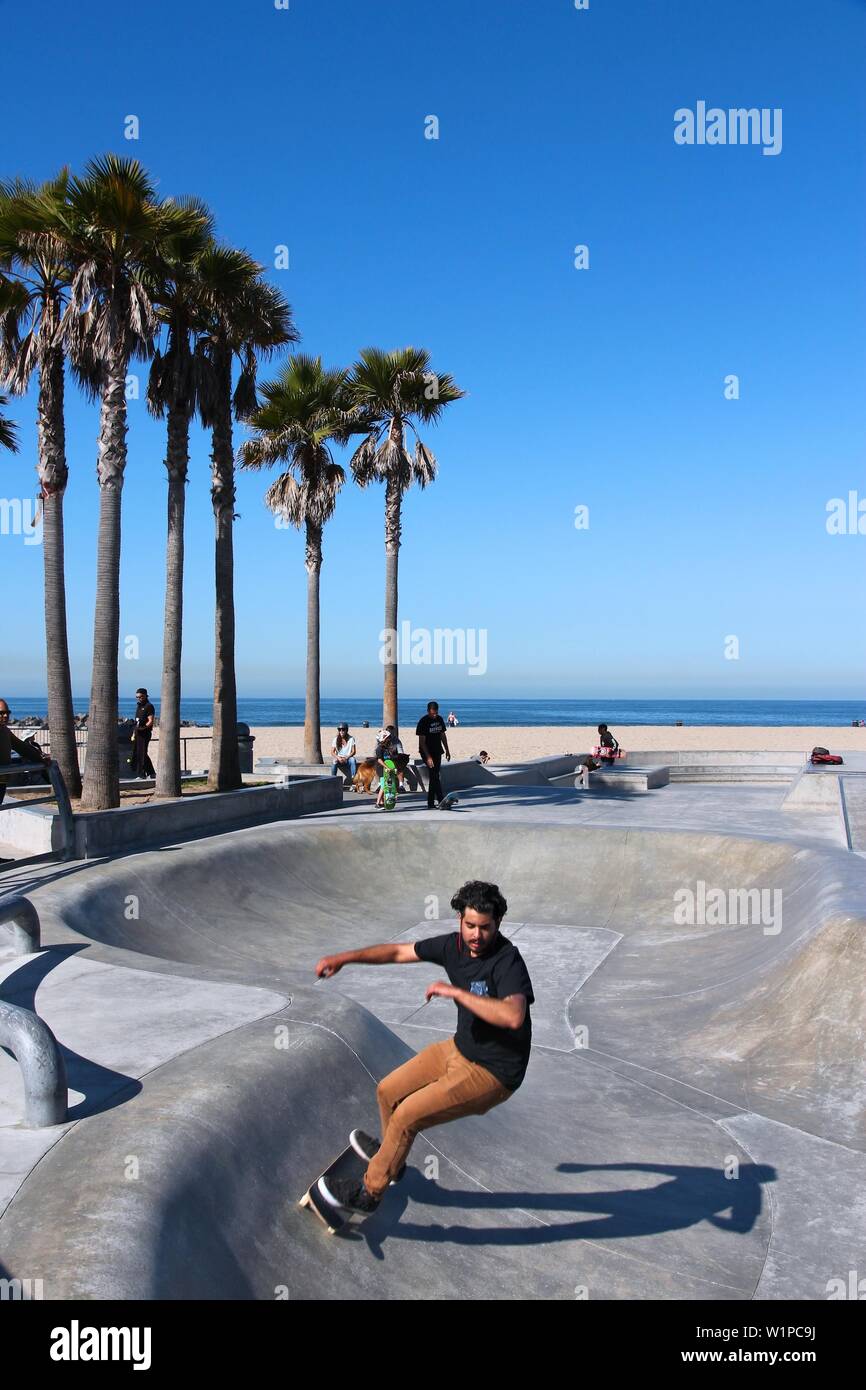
[[381, 759, 398, 811], [299, 1144, 370, 1235]]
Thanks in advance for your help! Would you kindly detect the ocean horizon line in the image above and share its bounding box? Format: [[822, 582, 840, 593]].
[[6, 695, 866, 730]]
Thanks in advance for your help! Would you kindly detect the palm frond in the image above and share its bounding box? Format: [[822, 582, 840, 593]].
[[0, 394, 18, 451]]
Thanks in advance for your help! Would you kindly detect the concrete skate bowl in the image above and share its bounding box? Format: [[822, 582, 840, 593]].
[[4, 818, 866, 1300]]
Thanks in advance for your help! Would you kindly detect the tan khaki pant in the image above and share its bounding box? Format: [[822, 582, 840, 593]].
[[364, 1038, 512, 1198]]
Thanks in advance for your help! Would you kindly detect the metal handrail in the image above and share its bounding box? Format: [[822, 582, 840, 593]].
[[0, 895, 40, 954], [9, 726, 213, 775], [0, 759, 75, 861], [0, 999, 67, 1127]]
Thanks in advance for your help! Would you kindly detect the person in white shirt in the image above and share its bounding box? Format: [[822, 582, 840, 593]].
[[331, 724, 357, 784]]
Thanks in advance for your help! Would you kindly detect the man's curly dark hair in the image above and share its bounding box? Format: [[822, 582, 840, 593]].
[[450, 880, 508, 925]]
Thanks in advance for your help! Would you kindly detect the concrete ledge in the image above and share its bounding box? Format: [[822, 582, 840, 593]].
[[549, 765, 670, 791], [627, 750, 810, 767], [0, 778, 343, 860], [73, 778, 343, 858], [0, 802, 62, 855], [781, 765, 846, 812]]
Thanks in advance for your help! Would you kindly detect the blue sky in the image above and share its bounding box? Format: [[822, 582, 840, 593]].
[[2, 0, 865, 701]]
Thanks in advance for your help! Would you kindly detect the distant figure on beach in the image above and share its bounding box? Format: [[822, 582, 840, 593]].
[[330, 724, 357, 784], [470, 750, 490, 765], [132, 689, 156, 779], [416, 701, 451, 808], [313, 879, 534, 1219], [447, 710, 459, 727], [595, 723, 619, 764]]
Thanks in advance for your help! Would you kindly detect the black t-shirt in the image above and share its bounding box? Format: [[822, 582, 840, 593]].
[[135, 703, 155, 734], [416, 713, 447, 758], [414, 931, 534, 1090]]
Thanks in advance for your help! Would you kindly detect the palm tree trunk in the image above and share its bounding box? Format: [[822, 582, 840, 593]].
[[383, 473, 402, 733], [155, 405, 188, 799], [37, 330, 81, 798], [304, 520, 324, 763], [80, 343, 128, 811], [208, 358, 241, 792]]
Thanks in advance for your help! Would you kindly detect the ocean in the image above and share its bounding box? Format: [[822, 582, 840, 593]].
[[8, 697, 866, 728]]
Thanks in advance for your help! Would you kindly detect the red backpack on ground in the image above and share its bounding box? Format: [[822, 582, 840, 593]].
[[810, 747, 844, 765]]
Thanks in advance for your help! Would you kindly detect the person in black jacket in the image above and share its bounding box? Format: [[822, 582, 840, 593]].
[[132, 689, 156, 779], [0, 701, 51, 860]]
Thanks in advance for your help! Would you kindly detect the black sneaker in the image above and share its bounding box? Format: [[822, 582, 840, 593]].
[[349, 1129, 406, 1185], [349, 1128, 380, 1163], [318, 1175, 380, 1215]]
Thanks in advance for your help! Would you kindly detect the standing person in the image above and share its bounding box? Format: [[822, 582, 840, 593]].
[[447, 710, 459, 727], [416, 700, 451, 808], [313, 879, 534, 1215], [132, 689, 156, 779], [330, 724, 357, 785]]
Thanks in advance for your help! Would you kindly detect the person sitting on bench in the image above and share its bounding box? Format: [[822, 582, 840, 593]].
[[596, 724, 620, 763]]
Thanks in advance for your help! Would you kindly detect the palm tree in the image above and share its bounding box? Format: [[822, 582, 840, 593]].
[[240, 356, 352, 764], [0, 173, 82, 797], [146, 200, 215, 799], [194, 245, 296, 790], [0, 393, 17, 451], [57, 155, 205, 810], [348, 347, 465, 731]]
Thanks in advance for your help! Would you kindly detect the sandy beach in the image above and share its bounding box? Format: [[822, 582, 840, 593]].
[[173, 723, 866, 769]]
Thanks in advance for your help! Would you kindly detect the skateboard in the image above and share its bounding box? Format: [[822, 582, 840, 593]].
[[381, 758, 398, 811], [437, 792, 459, 810], [299, 1144, 370, 1235]]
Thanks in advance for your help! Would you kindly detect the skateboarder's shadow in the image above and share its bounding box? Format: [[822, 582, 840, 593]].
[[358, 1161, 777, 1251]]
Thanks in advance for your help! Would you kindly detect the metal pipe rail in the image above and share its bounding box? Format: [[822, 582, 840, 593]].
[[0, 758, 75, 861], [0, 895, 40, 954], [10, 725, 213, 773], [0, 999, 67, 1127]]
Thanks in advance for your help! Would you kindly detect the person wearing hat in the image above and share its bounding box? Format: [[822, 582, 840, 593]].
[[330, 724, 357, 785], [374, 725, 405, 806]]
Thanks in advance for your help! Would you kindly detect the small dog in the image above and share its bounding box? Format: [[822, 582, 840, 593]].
[[352, 754, 418, 794], [352, 758, 378, 793]]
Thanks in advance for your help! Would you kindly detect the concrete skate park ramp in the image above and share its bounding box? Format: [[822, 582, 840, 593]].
[[2, 818, 865, 1300]]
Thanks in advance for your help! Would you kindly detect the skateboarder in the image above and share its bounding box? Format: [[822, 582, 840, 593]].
[[313, 879, 534, 1216], [416, 700, 451, 808]]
